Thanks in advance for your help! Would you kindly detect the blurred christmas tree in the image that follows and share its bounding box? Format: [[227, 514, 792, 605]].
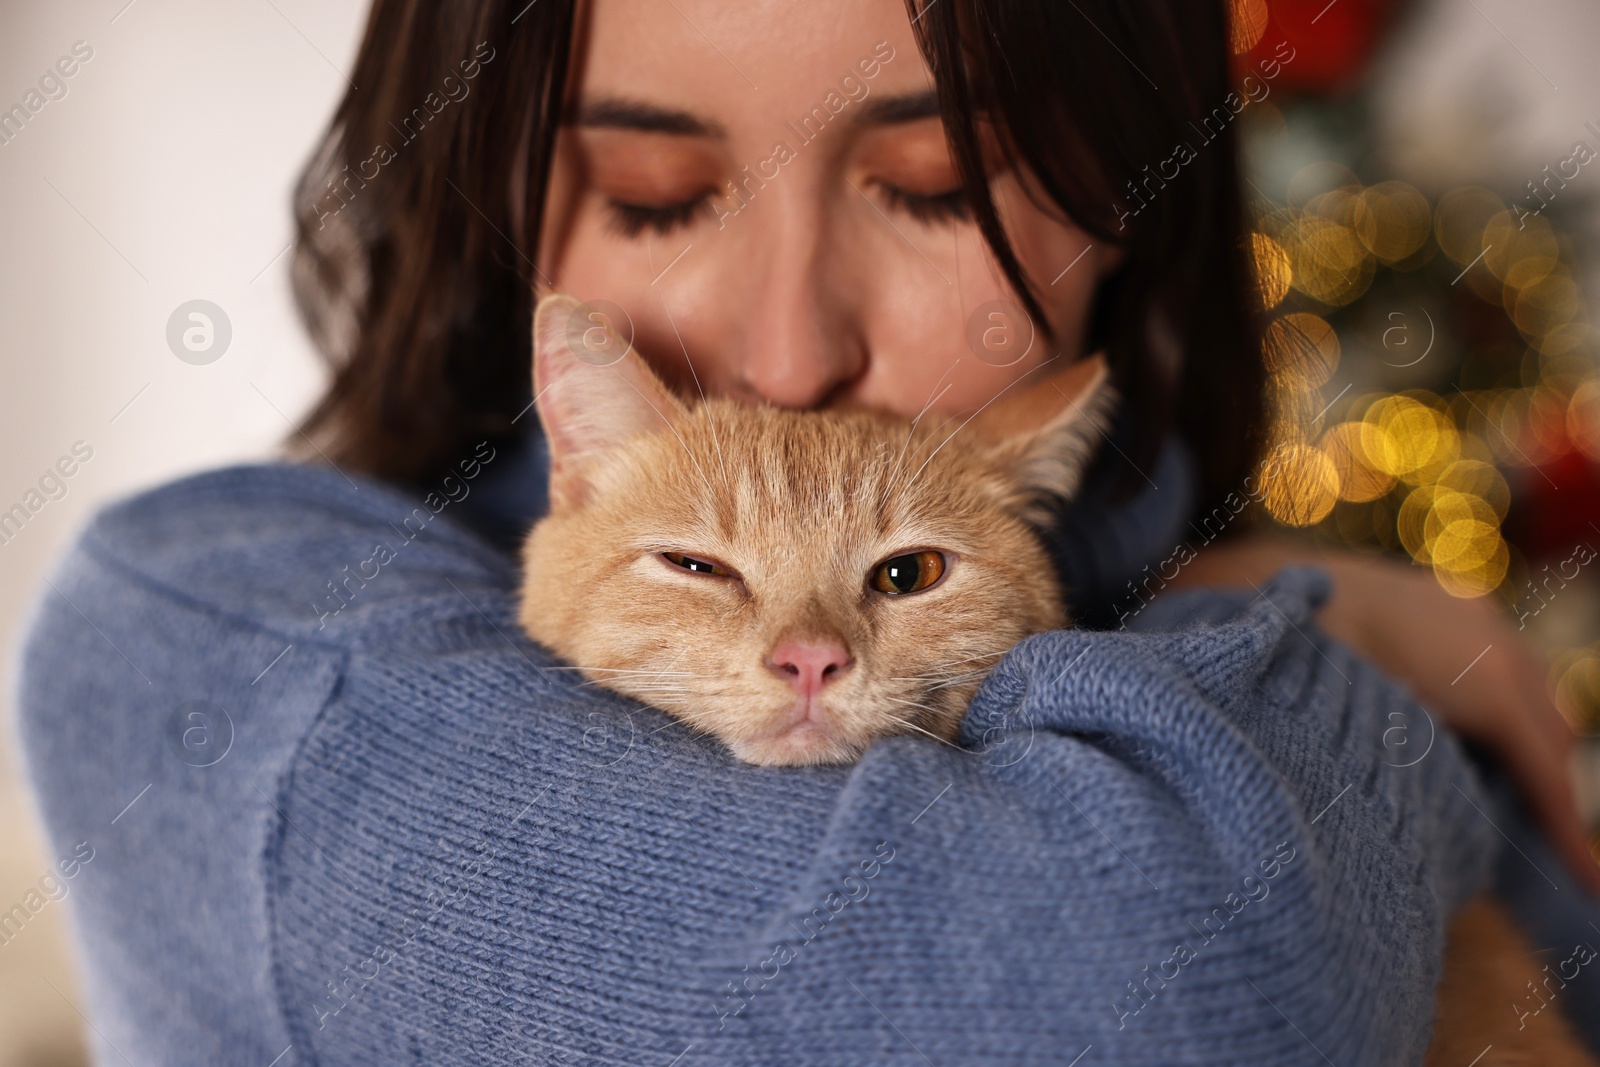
[[1231, 0, 1600, 729]]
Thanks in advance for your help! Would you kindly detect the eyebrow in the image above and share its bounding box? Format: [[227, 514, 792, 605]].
[[855, 89, 942, 125], [569, 90, 943, 137], [570, 97, 725, 137]]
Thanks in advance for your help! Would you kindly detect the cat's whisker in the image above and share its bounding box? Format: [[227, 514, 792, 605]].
[[881, 713, 964, 751], [936, 648, 1010, 666], [923, 673, 993, 692], [884, 693, 943, 713], [894, 660, 1004, 680], [878, 381, 957, 516], [893, 357, 962, 467], [890, 673, 978, 685], [889, 649, 1009, 680], [656, 288, 732, 492], [891, 378, 956, 482], [553, 666, 710, 678], [906, 352, 1064, 491], [649, 716, 694, 736], [616, 367, 719, 500]]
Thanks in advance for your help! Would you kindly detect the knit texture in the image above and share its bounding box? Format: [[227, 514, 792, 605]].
[[11, 457, 1597, 1065]]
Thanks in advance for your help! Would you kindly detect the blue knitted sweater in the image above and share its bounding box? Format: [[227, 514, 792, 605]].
[[12, 436, 1600, 1065]]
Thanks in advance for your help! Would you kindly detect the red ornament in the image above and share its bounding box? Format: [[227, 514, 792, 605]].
[[1233, 0, 1404, 95]]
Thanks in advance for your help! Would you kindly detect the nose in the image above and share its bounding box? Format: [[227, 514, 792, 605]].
[[765, 640, 854, 696], [733, 204, 866, 409]]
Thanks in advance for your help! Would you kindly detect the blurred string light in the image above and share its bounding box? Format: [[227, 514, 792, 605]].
[[1246, 170, 1595, 608], [1226, 0, 1600, 722], [1230, 0, 1270, 54]]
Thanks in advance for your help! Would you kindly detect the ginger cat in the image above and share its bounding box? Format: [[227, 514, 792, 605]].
[[517, 293, 1596, 1063], [517, 294, 1108, 765]]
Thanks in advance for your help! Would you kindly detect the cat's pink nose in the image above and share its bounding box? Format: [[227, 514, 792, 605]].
[[765, 640, 853, 695]]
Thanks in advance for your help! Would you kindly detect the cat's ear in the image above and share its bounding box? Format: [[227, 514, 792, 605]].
[[532, 293, 690, 510], [969, 353, 1117, 522]]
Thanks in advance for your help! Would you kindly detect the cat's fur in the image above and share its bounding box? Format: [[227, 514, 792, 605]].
[[518, 292, 1597, 1062], [518, 294, 1109, 765]]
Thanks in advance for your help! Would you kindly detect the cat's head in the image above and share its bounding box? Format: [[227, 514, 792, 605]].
[[519, 293, 1114, 766]]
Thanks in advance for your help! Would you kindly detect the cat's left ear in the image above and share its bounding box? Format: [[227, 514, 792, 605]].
[[969, 353, 1117, 521], [532, 293, 690, 510]]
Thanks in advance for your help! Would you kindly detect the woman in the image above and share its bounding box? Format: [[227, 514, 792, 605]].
[[17, 0, 1600, 1062]]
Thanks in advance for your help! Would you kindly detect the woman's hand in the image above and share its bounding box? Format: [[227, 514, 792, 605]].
[[1167, 531, 1600, 895]]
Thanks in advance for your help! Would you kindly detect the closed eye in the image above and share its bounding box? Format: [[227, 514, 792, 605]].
[[876, 182, 971, 226], [604, 181, 972, 239], [607, 196, 714, 238]]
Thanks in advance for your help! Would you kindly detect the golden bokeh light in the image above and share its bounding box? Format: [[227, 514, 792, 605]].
[[1250, 232, 1293, 310], [1536, 321, 1591, 358], [1264, 312, 1340, 387], [1557, 651, 1600, 724], [1354, 182, 1432, 264], [1513, 269, 1583, 339], [1396, 482, 1505, 587], [1434, 459, 1511, 520], [1250, 164, 1593, 608], [1422, 488, 1499, 558], [1363, 395, 1459, 482], [1230, 0, 1269, 54], [1320, 421, 1397, 502], [1305, 186, 1363, 229], [1483, 210, 1559, 290], [1433, 536, 1509, 598], [1570, 379, 1600, 461], [1477, 386, 1577, 468], [1286, 218, 1374, 306], [1260, 443, 1341, 526]]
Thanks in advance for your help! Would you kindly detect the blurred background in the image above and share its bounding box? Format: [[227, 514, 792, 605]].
[[1230, 0, 1600, 728], [0, 0, 1597, 1062], [0, 2, 363, 1062]]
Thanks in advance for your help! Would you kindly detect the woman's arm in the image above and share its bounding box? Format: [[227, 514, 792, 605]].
[[261, 567, 1497, 1066], [1164, 529, 1600, 896], [16, 465, 1505, 1065]]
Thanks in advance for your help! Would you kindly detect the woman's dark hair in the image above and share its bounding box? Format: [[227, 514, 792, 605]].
[[288, 0, 1266, 515]]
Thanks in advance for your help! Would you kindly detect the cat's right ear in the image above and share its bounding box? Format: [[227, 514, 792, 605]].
[[532, 293, 689, 511], [968, 354, 1117, 525]]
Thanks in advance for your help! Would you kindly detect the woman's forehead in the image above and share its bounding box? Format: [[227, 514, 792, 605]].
[[572, 0, 930, 125]]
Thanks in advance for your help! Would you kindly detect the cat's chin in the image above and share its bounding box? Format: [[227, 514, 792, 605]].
[[726, 724, 865, 767]]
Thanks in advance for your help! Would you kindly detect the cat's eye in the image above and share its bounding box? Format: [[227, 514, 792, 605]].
[[870, 551, 947, 595], [661, 550, 733, 577]]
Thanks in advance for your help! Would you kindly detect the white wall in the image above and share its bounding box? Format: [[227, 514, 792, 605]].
[[0, 2, 365, 1061]]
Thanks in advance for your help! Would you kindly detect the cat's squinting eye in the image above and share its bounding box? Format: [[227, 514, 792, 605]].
[[661, 550, 733, 577], [870, 551, 947, 596]]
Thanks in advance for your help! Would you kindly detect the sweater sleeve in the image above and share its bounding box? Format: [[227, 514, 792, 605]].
[[13, 462, 1502, 1067]]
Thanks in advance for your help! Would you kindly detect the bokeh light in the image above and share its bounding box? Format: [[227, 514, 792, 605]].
[[1241, 141, 1597, 654], [1354, 182, 1432, 264], [1230, 0, 1269, 55], [1260, 443, 1341, 526], [1251, 232, 1293, 310], [1319, 421, 1395, 502], [1265, 312, 1340, 387]]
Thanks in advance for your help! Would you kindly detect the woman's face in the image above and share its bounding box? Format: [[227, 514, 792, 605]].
[[534, 0, 1114, 418]]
